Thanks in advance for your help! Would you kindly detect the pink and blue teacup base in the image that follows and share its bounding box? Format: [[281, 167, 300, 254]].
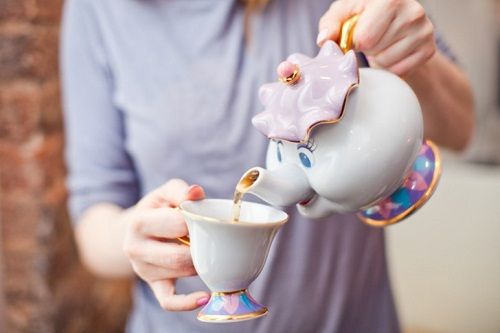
[[197, 289, 268, 323]]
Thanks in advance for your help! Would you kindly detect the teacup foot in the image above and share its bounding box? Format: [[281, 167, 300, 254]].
[[358, 140, 441, 227], [197, 289, 268, 323]]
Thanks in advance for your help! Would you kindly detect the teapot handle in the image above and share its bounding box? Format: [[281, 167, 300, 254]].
[[172, 207, 191, 246], [339, 15, 359, 53]]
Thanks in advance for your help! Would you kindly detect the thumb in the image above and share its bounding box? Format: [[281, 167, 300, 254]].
[[317, 1, 358, 46]]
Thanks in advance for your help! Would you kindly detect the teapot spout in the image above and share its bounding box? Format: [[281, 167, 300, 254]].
[[238, 165, 314, 207]]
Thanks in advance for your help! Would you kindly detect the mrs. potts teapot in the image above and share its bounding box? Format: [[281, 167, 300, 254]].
[[238, 18, 441, 227]]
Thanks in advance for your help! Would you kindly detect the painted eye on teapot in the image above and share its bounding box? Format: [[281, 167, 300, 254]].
[[297, 140, 316, 168], [276, 141, 284, 163]]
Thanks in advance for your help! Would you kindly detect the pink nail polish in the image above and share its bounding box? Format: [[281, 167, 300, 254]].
[[186, 185, 200, 195], [196, 296, 210, 307]]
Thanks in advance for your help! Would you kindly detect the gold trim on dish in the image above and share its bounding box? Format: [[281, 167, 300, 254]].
[[212, 289, 247, 297], [197, 307, 269, 323], [178, 199, 289, 227], [197, 289, 269, 322], [357, 140, 442, 228]]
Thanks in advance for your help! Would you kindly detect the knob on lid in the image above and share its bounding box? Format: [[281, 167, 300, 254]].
[[277, 61, 301, 85]]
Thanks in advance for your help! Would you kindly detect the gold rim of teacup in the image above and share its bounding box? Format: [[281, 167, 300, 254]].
[[178, 199, 289, 227]]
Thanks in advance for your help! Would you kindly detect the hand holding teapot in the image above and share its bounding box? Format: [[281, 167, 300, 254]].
[[318, 0, 436, 76]]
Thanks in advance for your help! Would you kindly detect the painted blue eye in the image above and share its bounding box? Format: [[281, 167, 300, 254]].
[[276, 141, 284, 163], [299, 152, 311, 168], [297, 142, 315, 168]]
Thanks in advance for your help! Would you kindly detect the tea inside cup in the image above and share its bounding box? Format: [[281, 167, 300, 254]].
[[180, 198, 288, 225], [179, 199, 288, 323]]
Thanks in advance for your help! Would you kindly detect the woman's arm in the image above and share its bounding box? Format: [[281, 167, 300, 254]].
[[76, 181, 211, 311], [61, 0, 210, 310], [76, 203, 133, 278], [318, 0, 475, 150], [61, 0, 140, 277], [405, 52, 474, 151]]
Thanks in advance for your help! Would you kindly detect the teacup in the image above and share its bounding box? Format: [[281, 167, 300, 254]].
[[178, 198, 288, 323]]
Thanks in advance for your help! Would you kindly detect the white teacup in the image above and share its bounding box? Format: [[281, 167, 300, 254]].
[[178, 199, 288, 323]]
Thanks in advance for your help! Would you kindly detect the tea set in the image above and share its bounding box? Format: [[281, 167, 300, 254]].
[[177, 16, 441, 322]]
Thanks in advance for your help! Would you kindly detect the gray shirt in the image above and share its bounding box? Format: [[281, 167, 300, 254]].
[[60, 0, 436, 331]]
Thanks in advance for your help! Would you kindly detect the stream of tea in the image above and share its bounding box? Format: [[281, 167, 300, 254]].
[[231, 170, 260, 223]]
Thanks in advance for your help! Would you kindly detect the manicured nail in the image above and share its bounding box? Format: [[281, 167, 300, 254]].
[[196, 296, 210, 307], [316, 28, 329, 45], [186, 184, 201, 196]]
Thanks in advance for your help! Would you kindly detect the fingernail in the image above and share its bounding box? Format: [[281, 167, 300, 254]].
[[316, 28, 329, 45], [186, 185, 201, 196], [196, 296, 210, 307]]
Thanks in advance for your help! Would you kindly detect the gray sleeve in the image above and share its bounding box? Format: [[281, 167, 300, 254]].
[[435, 31, 457, 63], [61, 0, 139, 223]]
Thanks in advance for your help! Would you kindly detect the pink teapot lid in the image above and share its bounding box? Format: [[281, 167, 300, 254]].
[[252, 41, 359, 143]]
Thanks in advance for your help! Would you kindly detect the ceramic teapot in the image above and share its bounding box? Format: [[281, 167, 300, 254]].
[[239, 17, 441, 227]]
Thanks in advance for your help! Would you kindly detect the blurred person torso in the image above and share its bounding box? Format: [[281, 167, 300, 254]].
[[62, 0, 400, 332]]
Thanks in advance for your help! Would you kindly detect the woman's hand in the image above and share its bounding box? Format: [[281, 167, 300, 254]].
[[123, 179, 210, 311], [318, 0, 436, 76]]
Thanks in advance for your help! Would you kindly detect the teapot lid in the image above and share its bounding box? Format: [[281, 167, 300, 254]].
[[252, 41, 359, 143]]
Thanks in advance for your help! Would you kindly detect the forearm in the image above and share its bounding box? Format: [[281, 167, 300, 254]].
[[76, 203, 134, 278], [405, 51, 475, 151]]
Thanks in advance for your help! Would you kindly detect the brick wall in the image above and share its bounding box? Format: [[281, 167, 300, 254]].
[[0, 1, 131, 332]]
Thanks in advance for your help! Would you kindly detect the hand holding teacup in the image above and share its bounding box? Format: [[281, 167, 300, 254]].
[[123, 179, 211, 311], [123, 179, 288, 323]]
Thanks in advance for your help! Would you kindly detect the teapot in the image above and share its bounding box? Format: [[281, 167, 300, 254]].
[[239, 16, 441, 227]]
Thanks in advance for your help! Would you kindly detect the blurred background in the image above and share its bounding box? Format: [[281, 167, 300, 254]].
[[0, 0, 498, 332], [388, 1, 500, 333]]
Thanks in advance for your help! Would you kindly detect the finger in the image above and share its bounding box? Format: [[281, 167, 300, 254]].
[[145, 243, 194, 274], [371, 27, 425, 69], [150, 279, 210, 312], [138, 179, 205, 209], [317, 0, 359, 46], [132, 261, 197, 281], [130, 240, 195, 272], [389, 45, 435, 76], [185, 184, 205, 202], [367, 2, 428, 56], [166, 183, 205, 205], [354, 0, 398, 52], [133, 207, 188, 238], [137, 179, 189, 208], [364, 16, 407, 56]]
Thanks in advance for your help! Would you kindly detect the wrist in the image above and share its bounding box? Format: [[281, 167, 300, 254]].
[[403, 51, 439, 83]]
